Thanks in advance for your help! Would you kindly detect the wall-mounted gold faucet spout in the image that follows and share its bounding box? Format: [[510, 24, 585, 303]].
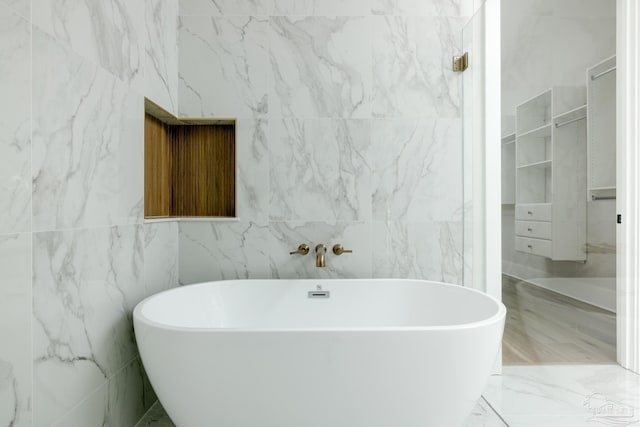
[[315, 244, 326, 268]]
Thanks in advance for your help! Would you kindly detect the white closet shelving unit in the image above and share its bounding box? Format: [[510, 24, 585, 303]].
[[502, 131, 516, 204], [514, 87, 587, 261], [587, 56, 616, 201]]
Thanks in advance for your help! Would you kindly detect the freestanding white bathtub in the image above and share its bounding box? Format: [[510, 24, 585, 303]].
[[134, 279, 505, 427]]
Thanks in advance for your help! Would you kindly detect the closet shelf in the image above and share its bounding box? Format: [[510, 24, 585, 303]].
[[517, 160, 552, 170], [502, 133, 516, 144], [553, 105, 587, 120], [517, 123, 552, 138]]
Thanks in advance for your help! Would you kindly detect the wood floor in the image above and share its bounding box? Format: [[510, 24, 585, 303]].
[[502, 275, 616, 365]]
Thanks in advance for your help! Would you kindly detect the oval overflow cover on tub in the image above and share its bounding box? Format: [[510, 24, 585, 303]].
[[308, 284, 330, 298]]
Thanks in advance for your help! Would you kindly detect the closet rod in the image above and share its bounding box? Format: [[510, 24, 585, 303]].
[[555, 115, 586, 128], [590, 66, 616, 81]]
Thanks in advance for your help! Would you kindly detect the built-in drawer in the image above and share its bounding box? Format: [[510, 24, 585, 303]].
[[515, 203, 552, 221], [516, 236, 552, 258], [516, 220, 552, 240]]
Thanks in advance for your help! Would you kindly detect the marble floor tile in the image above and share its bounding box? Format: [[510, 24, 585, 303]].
[[135, 402, 175, 427], [483, 364, 640, 426], [138, 364, 640, 427], [137, 398, 506, 427], [462, 397, 507, 427]]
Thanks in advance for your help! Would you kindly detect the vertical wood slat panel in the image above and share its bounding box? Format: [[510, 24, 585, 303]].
[[145, 112, 235, 218], [171, 125, 236, 217], [144, 114, 172, 217]]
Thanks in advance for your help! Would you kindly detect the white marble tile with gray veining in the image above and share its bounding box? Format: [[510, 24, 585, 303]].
[[372, 221, 463, 284], [178, 16, 269, 118], [179, 221, 272, 285], [272, 0, 370, 16], [145, 0, 179, 115], [369, 118, 462, 222], [106, 359, 148, 427], [269, 16, 371, 119], [32, 225, 145, 425], [49, 358, 147, 427], [179, 0, 272, 16], [50, 382, 108, 427], [269, 221, 371, 279], [32, 0, 144, 89], [483, 365, 640, 425], [135, 394, 505, 426], [236, 119, 269, 222], [143, 222, 179, 298], [32, 30, 144, 232], [269, 119, 370, 222], [371, 0, 472, 17], [0, 0, 30, 19], [372, 16, 464, 118], [0, 9, 31, 235], [180, 0, 374, 17], [141, 364, 157, 413], [462, 397, 507, 427], [135, 402, 175, 427], [0, 233, 31, 427]]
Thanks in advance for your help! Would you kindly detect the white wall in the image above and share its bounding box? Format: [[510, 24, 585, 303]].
[[502, 0, 616, 115], [501, 0, 617, 282]]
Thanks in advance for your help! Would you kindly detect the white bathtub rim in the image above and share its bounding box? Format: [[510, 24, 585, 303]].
[[134, 279, 506, 334]]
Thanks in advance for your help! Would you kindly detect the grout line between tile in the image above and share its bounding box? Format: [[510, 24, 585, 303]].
[[481, 395, 510, 427], [133, 400, 161, 427]]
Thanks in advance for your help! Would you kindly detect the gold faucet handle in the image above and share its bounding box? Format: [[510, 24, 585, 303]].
[[332, 244, 353, 255], [289, 244, 310, 255]]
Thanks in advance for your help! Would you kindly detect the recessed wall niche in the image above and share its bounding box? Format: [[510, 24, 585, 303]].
[[144, 99, 236, 218]]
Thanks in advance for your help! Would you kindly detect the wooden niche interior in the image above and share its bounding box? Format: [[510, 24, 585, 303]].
[[144, 100, 236, 218]]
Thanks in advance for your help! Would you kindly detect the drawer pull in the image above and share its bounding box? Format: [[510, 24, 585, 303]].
[[527, 211, 533, 215], [527, 228, 533, 232], [527, 245, 533, 249]]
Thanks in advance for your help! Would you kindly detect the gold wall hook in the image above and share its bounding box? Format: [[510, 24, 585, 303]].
[[453, 52, 468, 72]]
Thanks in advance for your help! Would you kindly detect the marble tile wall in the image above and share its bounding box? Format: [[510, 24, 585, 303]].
[[0, 8, 30, 236], [0, 0, 180, 425], [145, 0, 180, 116], [177, 0, 472, 285], [0, 233, 31, 427]]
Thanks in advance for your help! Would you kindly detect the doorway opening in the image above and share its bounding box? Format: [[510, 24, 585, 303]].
[[499, 0, 617, 365]]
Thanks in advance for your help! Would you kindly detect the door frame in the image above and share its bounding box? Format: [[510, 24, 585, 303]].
[[616, 0, 640, 372]]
